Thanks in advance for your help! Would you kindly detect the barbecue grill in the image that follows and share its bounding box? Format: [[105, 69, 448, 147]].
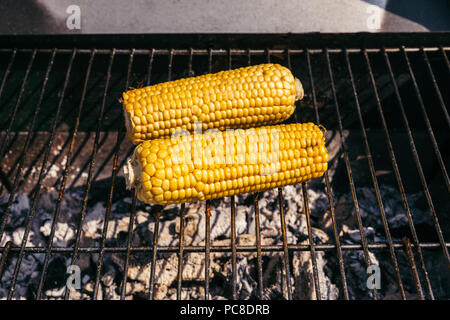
[[0, 33, 449, 300]]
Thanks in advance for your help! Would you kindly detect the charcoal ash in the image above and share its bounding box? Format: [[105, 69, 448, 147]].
[[321, 184, 450, 300], [0, 194, 30, 228], [0, 176, 448, 300], [0, 255, 43, 299], [292, 227, 340, 300]]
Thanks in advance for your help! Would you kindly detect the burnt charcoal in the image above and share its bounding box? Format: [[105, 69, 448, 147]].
[[263, 287, 286, 300], [84, 177, 130, 207], [42, 256, 68, 292], [159, 205, 180, 221], [0, 194, 29, 229]]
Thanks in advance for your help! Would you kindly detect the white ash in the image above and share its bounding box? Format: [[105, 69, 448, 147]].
[[0, 255, 43, 298], [40, 222, 75, 247], [292, 227, 339, 300], [82, 202, 106, 239], [0, 179, 448, 300], [44, 163, 61, 179], [231, 257, 258, 299], [45, 286, 65, 298], [11, 228, 35, 247], [0, 194, 30, 233]]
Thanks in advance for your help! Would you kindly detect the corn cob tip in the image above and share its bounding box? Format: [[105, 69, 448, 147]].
[[122, 106, 136, 144], [124, 155, 141, 190], [295, 77, 304, 101]]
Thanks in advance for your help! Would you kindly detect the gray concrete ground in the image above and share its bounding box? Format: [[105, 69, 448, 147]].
[[0, 0, 448, 35]]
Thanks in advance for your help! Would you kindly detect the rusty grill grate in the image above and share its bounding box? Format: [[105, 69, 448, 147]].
[[0, 41, 449, 300]]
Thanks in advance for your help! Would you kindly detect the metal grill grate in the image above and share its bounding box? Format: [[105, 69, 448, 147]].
[[0, 42, 449, 300]]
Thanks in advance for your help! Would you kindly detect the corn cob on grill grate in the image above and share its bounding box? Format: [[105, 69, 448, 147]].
[[121, 63, 304, 144], [124, 123, 328, 205]]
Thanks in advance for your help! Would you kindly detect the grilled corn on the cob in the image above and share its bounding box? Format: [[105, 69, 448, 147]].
[[124, 123, 328, 205], [122, 63, 304, 144]]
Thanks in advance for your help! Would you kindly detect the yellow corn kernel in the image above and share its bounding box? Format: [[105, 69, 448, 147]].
[[122, 64, 304, 144], [124, 123, 328, 205]]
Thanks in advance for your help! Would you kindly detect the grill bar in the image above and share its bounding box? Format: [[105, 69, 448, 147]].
[[0, 49, 37, 197], [384, 49, 450, 268], [278, 188, 292, 300], [10, 78, 113, 195], [254, 193, 264, 299], [120, 49, 138, 300], [0, 241, 12, 279], [121, 189, 138, 299], [3, 75, 80, 186], [204, 48, 213, 300], [300, 51, 321, 301], [58, 49, 109, 299], [230, 195, 237, 299], [278, 49, 294, 301], [34, 48, 83, 299], [148, 210, 161, 300], [0, 49, 16, 103], [402, 48, 450, 194], [176, 203, 186, 300], [175, 50, 184, 303], [1, 47, 447, 56], [92, 49, 119, 300], [103, 49, 135, 300], [147, 49, 156, 86], [79, 109, 129, 186], [325, 49, 378, 300], [205, 201, 211, 300], [0, 49, 54, 247], [37, 49, 94, 300], [252, 50, 269, 300], [268, 49, 297, 301], [421, 48, 450, 129], [11, 49, 76, 300], [228, 49, 238, 300], [1, 242, 448, 254], [287, 50, 297, 125], [45, 48, 94, 297], [269, 50, 292, 301], [345, 49, 406, 299], [403, 237, 425, 300], [305, 49, 349, 299], [365, 49, 435, 299], [121, 48, 157, 300], [145, 49, 159, 301], [0, 48, 17, 196], [0, 50, 36, 160], [190, 47, 196, 76], [441, 46, 450, 75], [165, 47, 188, 300], [167, 48, 174, 81], [301, 183, 322, 299], [0, 43, 448, 300]]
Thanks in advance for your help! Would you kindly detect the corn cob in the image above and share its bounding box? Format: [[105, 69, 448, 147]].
[[122, 63, 304, 144], [124, 123, 328, 205]]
